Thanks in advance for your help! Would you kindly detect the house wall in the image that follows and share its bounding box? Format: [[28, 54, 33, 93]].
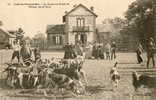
[[0, 30, 11, 49], [47, 34, 65, 50], [65, 6, 96, 44]]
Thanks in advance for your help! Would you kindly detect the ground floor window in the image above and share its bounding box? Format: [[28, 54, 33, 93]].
[[53, 35, 62, 45]]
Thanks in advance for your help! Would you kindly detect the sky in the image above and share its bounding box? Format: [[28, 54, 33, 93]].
[[0, 0, 135, 37]]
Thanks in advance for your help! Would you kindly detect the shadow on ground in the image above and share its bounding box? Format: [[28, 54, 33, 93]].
[[0, 79, 10, 89], [86, 85, 112, 94], [118, 66, 147, 69]]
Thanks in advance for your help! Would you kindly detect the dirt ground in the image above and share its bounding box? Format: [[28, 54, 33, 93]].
[[0, 50, 156, 100]]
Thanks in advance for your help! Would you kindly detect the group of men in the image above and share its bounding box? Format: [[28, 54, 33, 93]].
[[92, 42, 117, 60], [64, 43, 84, 59], [11, 37, 155, 68], [11, 40, 41, 66], [92, 45, 104, 59]]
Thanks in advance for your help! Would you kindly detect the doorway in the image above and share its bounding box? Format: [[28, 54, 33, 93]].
[[75, 33, 87, 45]]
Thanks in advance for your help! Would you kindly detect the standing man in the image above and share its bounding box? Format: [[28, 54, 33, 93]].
[[92, 44, 96, 59], [70, 44, 77, 59], [68, 43, 73, 59], [34, 45, 41, 62], [11, 40, 21, 63], [111, 41, 117, 60], [92, 43, 98, 59], [146, 37, 156, 68], [64, 43, 70, 59], [105, 43, 111, 60], [76, 43, 83, 56], [20, 40, 32, 66], [99, 45, 104, 59]]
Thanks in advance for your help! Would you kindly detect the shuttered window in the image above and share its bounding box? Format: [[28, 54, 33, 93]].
[[53, 36, 56, 45], [60, 36, 62, 44], [53, 35, 62, 45]]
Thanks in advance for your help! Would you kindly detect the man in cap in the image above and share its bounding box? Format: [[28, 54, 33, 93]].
[[111, 41, 117, 60], [146, 37, 156, 68]]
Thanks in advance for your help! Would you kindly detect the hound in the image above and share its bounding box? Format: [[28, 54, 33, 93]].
[[110, 62, 120, 89], [132, 71, 156, 91]]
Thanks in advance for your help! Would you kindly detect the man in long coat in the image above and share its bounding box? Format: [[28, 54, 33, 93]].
[[92, 44, 98, 59], [146, 37, 156, 68], [64, 43, 70, 59]]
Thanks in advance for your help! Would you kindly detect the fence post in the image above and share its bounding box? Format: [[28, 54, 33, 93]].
[[0, 51, 1, 64], [0, 50, 3, 64]]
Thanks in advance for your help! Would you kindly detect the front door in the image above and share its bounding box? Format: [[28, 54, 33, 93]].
[[75, 33, 87, 45]]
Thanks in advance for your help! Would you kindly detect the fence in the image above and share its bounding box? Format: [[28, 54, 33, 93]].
[[0, 49, 13, 65]]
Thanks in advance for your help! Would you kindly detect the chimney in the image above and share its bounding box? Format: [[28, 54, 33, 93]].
[[90, 6, 94, 11], [73, 4, 77, 7], [65, 11, 68, 14]]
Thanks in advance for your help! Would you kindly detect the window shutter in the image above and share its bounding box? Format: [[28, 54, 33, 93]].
[[60, 36, 62, 45], [53, 36, 56, 45], [63, 16, 66, 22], [56, 36, 58, 45], [57, 36, 60, 45], [84, 34, 87, 43]]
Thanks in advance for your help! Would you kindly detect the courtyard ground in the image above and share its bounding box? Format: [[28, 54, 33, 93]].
[[0, 50, 156, 100]]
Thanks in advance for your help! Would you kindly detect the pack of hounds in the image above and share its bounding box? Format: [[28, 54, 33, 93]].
[[3, 57, 156, 96], [3, 56, 87, 95]]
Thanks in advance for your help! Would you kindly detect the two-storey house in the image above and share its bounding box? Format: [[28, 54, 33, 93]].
[[46, 4, 98, 50], [63, 4, 98, 45]]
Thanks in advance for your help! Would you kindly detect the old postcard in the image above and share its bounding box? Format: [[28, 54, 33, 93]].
[[0, 0, 156, 100]]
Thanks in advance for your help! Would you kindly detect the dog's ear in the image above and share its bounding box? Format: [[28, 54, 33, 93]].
[[132, 71, 139, 79], [132, 71, 136, 75], [132, 71, 137, 74]]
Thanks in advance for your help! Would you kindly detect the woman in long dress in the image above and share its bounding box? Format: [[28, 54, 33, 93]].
[[136, 43, 143, 64]]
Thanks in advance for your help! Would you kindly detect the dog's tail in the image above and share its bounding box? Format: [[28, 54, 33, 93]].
[[114, 62, 118, 68]]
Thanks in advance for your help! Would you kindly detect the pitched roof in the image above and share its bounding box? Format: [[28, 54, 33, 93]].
[[63, 4, 98, 17], [0, 27, 16, 38], [46, 24, 65, 34]]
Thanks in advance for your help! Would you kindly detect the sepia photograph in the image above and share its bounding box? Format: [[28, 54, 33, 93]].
[[0, 0, 156, 100]]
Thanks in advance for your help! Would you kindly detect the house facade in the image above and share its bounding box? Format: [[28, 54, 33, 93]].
[[63, 4, 98, 45], [46, 4, 98, 49], [0, 27, 16, 49], [46, 24, 65, 49]]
